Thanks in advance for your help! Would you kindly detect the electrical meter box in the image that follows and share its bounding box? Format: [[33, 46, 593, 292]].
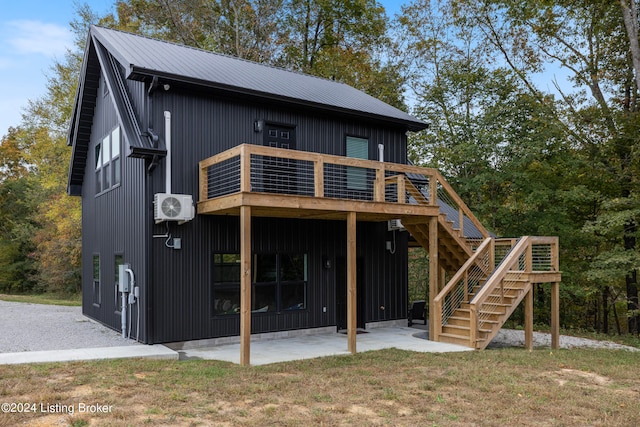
[[118, 264, 131, 292]]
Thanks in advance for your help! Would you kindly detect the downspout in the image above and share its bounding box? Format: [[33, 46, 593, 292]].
[[164, 111, 172, 194]]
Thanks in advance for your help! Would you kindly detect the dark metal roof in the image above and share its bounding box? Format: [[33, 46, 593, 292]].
[[90, 26, 427, 131], [67, 26, 428, 195]]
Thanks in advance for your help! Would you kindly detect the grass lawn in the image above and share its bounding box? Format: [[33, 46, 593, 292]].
[[0, 293, 81, 306], [1, 347, 639, 426]]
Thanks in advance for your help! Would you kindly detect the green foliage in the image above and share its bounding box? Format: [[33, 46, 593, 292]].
[[114, 0, 405, 108], [0, 176, 38, 293]]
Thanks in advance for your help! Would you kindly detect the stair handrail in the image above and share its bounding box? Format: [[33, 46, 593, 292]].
[[470, 237, 531, 307], [433, 171, 491, 240], [467, 236, 532, 347], [433, 237, 494, 341]]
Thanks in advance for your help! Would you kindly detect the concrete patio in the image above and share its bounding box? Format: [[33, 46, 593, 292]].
[[169, 325, 473, 366]]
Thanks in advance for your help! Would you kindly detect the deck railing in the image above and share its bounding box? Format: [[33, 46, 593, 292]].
[[432, 236, 559, 344], [199, 144, 490, 239], [468, 236, 559, 347]]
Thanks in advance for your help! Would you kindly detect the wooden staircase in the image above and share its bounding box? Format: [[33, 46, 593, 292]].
[[398, 175, 561, 350], [438, 271, 531, 348]]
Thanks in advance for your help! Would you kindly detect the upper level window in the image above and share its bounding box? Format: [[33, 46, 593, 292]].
[[346, 136, 369, 190], [96, 126, 121, 194]]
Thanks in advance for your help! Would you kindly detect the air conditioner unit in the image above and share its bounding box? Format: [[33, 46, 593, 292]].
[[154, 193, 195, 224], [388, 219, 405, 231]]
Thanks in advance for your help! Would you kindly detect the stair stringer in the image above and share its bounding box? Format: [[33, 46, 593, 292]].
[[402, 213, 476, 273], [467, 237, 534, 349], [470, 274, 532, 349]]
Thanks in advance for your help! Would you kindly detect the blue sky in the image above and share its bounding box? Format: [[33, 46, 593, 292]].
[[0, 0, 405, 137]]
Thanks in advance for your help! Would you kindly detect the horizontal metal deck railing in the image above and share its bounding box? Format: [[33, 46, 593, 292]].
[[198, 144, 490, 238]]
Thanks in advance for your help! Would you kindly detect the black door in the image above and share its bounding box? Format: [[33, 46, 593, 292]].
[[264, 124, 297, 194], [335, 256, 366, 331]]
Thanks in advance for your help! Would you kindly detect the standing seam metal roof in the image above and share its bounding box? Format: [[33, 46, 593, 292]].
[[90, 26, 427, 131]]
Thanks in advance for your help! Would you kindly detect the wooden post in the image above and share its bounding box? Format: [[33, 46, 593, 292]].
[[551, 281, 560, 350], [374, 167, 384, 202], [240, 144, 251, 193], [199, 162, 208, 204], [397, 175, 406, 204], [347, 211, 357, 354], [429, 176, 438, 206], [240, 205, 252, 366], [314, 157, 324, 198], [428, 215, 438, 339], [524, 286, 533, 351], [469, 305, 477, 348]]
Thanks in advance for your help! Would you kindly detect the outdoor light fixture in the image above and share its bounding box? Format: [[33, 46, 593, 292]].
[[322, 256, 332, 269], [254, 119, 264, 132]]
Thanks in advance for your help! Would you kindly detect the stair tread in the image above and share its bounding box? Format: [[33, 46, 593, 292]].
[[443, 324, 493, 333], [439, 333, 486, 342], [439, 332, 469, 340]]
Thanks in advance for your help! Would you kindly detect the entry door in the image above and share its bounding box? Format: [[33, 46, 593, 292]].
[[264, 124, 297, 194], [335, 256, 366, 331]]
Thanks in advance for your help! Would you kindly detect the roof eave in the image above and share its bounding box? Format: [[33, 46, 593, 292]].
[[128, 66, 428, 132]]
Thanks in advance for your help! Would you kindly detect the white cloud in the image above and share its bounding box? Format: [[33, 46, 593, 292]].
[[6, 20, 72, 57]]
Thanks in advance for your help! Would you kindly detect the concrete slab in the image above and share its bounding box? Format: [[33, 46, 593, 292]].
[[0, 326, 470, 366], [0, 345, 178, 365], [179, 326, 472, 365]]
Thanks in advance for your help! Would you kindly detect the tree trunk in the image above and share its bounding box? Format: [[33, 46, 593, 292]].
[[611, 288, 622, 335], [625, 268, 639, 334], [619, 0, 640, 93], [602, 285, 609, 334]]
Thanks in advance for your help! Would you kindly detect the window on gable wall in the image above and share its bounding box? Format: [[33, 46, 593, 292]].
[[95, 126, 121, 194], [93, 254, 101, 307]]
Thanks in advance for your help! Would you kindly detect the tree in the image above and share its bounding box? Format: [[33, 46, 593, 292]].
[[445, 0, 640, 333], [396, 0, 614, 331], [115, 0, 406, 107], [0, 129, 38, 293]]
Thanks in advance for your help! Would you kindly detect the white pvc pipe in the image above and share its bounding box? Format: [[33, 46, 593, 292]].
[[378, 143, 384, 162], [164, 111, 172, 194], [121, 291, 127, 338]]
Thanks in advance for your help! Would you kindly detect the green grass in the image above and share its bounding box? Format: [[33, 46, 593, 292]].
[[0, 293, 81, 306], [1, 347, 639, 426]]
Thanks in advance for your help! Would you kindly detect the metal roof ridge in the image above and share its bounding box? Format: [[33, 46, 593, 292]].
[[90, 25, 354, 88]]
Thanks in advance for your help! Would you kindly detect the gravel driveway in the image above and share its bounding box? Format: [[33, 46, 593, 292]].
[[1, 300, 637, 354], [0, 300, 138, 353]]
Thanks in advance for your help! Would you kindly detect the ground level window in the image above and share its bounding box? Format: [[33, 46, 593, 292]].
[[212, 253, 307, 315], [212, 254, 241, 315]]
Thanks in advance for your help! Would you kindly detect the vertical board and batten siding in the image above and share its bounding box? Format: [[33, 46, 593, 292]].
[[80, 77, 411, 344], [142, 88, 410, 343], [81, 73, 150, 342]]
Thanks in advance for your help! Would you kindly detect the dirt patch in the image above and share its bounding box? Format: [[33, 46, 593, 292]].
[[549, 368, 612, 387]]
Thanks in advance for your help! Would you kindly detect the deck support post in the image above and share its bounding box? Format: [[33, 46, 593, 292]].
[[551, 281, 560, 349], [428, 216, 438, 339], [347, 211, 357, 354], [240, 205, 252, 366], [524, 286, 534, 351]]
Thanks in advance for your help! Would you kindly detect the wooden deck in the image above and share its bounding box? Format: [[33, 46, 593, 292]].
[[197, 144, 561, 365], [198, 144, 487, 231]]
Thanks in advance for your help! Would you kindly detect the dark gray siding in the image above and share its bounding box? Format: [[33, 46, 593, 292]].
[[81, 72, 150, 342], [144, 88, 409, 343], [80, 78, 409, 344]]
